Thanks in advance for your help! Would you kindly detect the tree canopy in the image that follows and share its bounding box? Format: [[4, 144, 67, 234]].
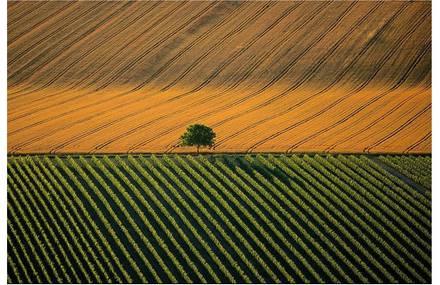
[[180, 124, 216, 153]]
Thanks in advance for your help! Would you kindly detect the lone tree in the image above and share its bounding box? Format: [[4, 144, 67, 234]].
[[180, 124, 216, 154]]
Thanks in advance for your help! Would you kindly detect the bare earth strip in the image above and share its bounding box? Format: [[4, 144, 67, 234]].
[[7, 1, 431, 154]]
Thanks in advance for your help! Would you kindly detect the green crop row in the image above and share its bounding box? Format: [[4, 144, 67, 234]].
[[282, 155, 418, 282], [204, 155, 316, 283], [323, 156, 431, 274], [263, 155, 386, 283], [379, 155, 431, 189], [107, 156, 206, 283], [146, 155, 252, 282], [115, 156, 214, 283], [157, 154, 273, 283], [34, 157, 112, 282], [244, 155, 360, 282], [7, 154, 431, 283], [129, 155, 235, 282], [225, 155, 342, 282], [88, 156, 180, 283], [22, 156, 98, 282], [7, 235, 31, 283], [57, 156, 136, 282], [352, 156, 431, 219], [8, 165, 65, 283], [47, 156, 127, 283], [195, 156, 289, 282], [74, 156, 158, 283], [307, 155, 428, 280]]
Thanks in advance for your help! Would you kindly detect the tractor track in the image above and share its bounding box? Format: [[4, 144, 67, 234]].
[[212, 2, 383, 148], [245, 4, 422, 152]]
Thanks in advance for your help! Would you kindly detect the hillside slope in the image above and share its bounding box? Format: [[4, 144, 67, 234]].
[[8, 1, 431, 154]]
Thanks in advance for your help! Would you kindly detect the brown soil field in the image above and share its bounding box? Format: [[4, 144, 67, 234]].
[[8, 1, 431, 154]]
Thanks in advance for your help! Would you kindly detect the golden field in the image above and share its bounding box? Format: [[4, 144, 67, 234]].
[[8, 1, 431, 154]]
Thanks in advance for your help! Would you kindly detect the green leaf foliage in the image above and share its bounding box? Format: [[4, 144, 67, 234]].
[[180, 124, 215, 149]]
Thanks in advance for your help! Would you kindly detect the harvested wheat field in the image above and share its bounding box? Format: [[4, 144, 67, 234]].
[[8, 1, 431, 154]]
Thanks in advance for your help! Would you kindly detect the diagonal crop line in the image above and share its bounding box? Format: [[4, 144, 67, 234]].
[[129, 155, 236, 282], [7, 220, 44, 283], [405, 132, 431, 153], [212, 2, 383, 148], [122, 2, 360, 152], [92, 156, 187, 283], [145, 155, 254, 282], [9, 2, 149, 99], [8, 1, 107, 68], [8, 166, 68, 283], [158, 2, 275, 92], [9, 2, 319, 151], [77, 156, 164, 282], [8, 2, 76, 46], [7, 235, 32, 283], [108, 156, 209, 282], [365, 103, 431, 152], [47, 156, 130, 282], [7, 1, 49, 28], [58, 156, 145, 282], [122, 155, 223, 282], [95, 2, 219, 91], [282, 155, 413, 282], [8, 1, 236, 117], [319, 155, 430, 279], [34, 157, 114, 282], [247, 6, 428, 153], [208, 156, 340, 282], [7, 1, 169, 98], [131, 1, 248, 91], [9, 2, 132, 85]]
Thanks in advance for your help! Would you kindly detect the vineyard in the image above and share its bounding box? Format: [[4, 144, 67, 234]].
[[379, 155, 431, 189], [7, 1, 431, 154], [7, 154, 431, 283]]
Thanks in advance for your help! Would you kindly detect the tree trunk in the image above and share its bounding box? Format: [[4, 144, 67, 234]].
[[196, 145, 200, 155]]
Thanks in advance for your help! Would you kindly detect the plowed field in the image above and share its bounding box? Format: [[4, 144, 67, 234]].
[[7, 1, 431, 154]]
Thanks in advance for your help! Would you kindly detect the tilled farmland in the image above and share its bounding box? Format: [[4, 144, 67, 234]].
[[8, 1, 431, 154], [7, 154, 432, 283]]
